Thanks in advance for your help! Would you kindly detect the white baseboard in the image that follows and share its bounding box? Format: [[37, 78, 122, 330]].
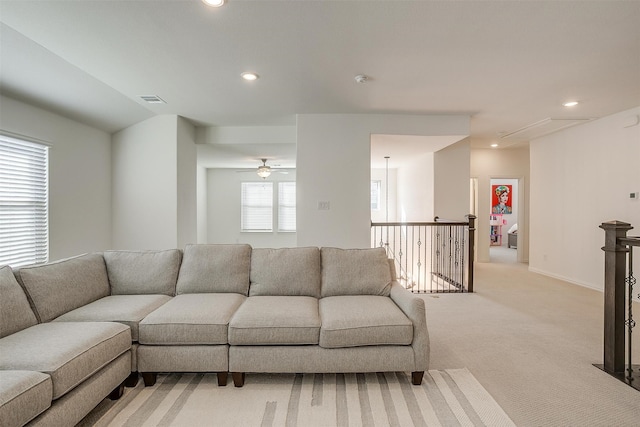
[[528, 266, 640, 303], [527, 266, 602, 292]]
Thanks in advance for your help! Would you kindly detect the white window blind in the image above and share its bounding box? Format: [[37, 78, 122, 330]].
[[0, 134, 49, 267], [278, 182, 296, 232], [371, 180, 381, 211], [241, 182, 273, 232]]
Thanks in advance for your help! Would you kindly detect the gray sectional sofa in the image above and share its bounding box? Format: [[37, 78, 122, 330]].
[[0, 245, 429, 426]]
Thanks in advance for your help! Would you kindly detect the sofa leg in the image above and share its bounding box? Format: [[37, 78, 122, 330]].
[[125, 371, 139, 387], [141, 372, 157, 386], [411, 371, 424, 385], [232, 372, 245, 387], [109, 382, 125, 400], [217, 372, 228, 386]]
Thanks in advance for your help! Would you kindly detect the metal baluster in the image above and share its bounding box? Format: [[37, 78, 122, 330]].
[[456, 225, 460, 291], [626, 245, 636, 380], [461, 225, 466, 291], [417, 226, 422, 292], [432, 227, 437, 293]]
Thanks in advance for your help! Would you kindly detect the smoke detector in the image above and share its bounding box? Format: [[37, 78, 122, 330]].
[[354, 74, 369, 83]]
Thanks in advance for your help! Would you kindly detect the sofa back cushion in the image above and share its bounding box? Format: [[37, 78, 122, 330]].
[[104, 249, 181, 296], [249, 247, 321, 297], [176, 244, 251, 295], [320, 247, 392, 297], [0, 265, 38, 337], [16, 253, 110, 323]]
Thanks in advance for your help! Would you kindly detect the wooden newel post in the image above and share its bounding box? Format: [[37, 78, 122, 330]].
[[599, 220, 633, 374], [466, 214, 476, 293]]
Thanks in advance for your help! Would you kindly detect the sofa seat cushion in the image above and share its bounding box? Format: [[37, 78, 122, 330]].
[[0, 265, 38, 338], [0, 322, 131, 399], [319, 296, 413, 348], [0, 370, 52, 427], [53, 294, 172, 341], [229, 296, 320, 345], [139, 293, 246, 345]]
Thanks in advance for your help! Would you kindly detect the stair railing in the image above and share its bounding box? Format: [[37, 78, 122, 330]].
[[597, 220, 639, 392], [371, 215, 476, 293]]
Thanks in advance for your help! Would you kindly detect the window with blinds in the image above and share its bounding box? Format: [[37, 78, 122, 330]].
[[241, 182, 273, 232], [278, 182, 296, 232], [0, 134, 49, 267], [371, 180, 381, 211]]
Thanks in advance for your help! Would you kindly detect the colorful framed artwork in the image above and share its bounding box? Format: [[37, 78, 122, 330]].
[[491, 184, 512, 214]]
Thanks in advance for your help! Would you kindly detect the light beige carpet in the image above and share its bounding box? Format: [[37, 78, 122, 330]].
[[85, 369, 514, 427]]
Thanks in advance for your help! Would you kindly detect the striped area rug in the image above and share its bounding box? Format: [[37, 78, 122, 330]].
[[88, 369, 514, 427]]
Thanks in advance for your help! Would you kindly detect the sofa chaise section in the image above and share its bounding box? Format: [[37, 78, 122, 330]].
[[0, 264, 131, 427], [0, 322, 131, 400], [0, 370, 51, 427]]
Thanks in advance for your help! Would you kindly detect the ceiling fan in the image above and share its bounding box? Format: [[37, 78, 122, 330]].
[[236, 159, 290, 179]]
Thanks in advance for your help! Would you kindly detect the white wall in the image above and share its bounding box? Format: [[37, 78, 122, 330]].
[[196, 125, 297, 146], [529, 107, 640, 294], [397, 153, 434, 222], [296, 114, 470, 248], [471, 146, 530, 262], [0, 95, 112, 261], [206, 168, 297, 247], [434, 139, 471, 221], [177, 117, 197, 248], [197, 166, 208, 243], [112, 115, 197, 250]]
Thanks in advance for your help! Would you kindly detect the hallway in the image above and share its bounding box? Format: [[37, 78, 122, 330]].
[[489, 244, 518, 264]]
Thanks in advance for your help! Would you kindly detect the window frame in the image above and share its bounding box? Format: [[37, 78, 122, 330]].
[[240, 181, 274, 232], [278, 181, 296, 232], [371, 180, 381, 211], [0, 132, 49, 267]]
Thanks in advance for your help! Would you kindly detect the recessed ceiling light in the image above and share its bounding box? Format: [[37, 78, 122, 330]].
[[202, 0, 225, 7], [490, 143, 499, 148], [241, 72, 259, 81], [563, 101, 579, 107]]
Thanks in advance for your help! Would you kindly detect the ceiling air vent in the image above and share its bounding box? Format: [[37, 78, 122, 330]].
[[139, 95, 166, 104]]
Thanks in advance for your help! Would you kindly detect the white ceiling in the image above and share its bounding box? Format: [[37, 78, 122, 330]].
[[1, 0, 639, 161], [197, 142, 297, 168]]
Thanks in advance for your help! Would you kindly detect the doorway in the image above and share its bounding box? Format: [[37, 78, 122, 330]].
[[489, 178, 519, 263]]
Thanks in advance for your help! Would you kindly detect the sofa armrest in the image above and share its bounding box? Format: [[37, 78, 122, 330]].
[[389, 281, 430, 371]]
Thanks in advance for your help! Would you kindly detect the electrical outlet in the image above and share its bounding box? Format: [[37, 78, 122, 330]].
[[630, 192, 639, 200], [317, 201, 330, 210]]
